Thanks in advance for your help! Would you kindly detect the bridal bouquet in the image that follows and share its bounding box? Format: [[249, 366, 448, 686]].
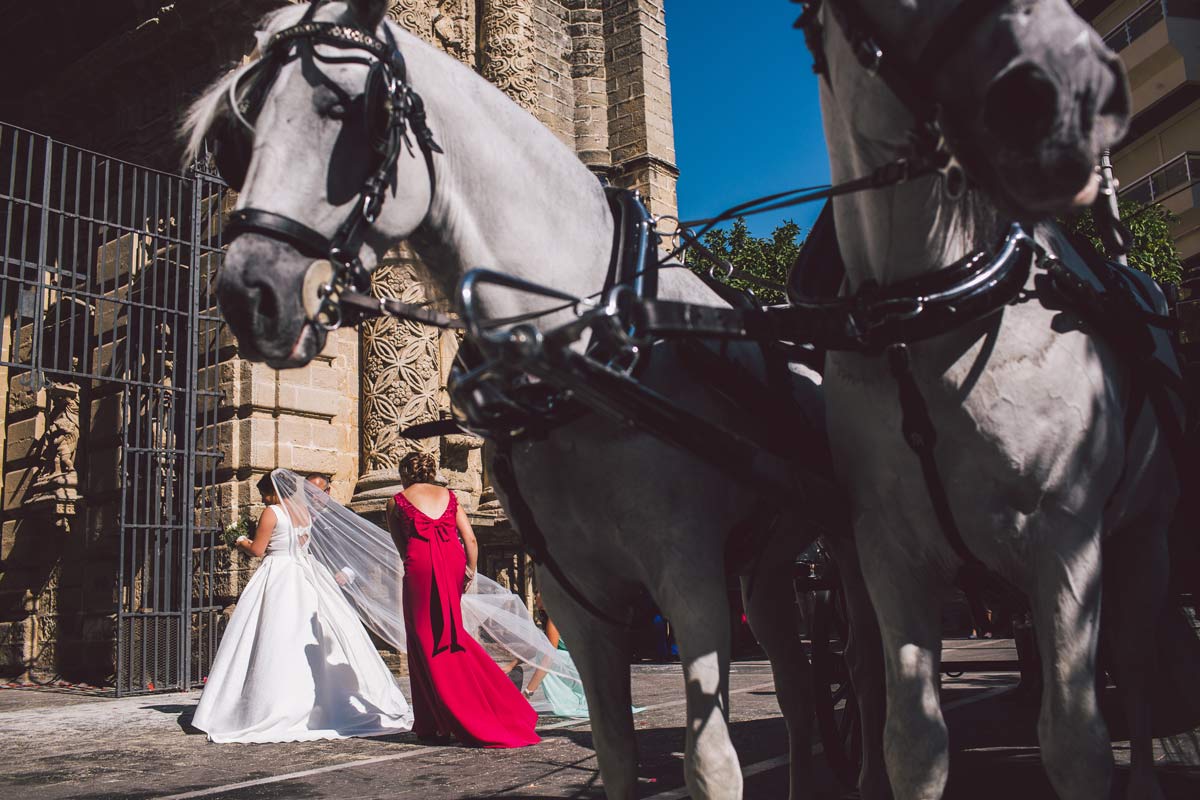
[[222, 516, 252, 549]]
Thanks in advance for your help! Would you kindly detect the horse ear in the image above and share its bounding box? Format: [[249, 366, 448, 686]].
[[347, 0, 388, 31]]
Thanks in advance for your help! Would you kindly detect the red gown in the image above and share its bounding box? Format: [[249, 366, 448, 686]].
[[395, 490, 540, 748]]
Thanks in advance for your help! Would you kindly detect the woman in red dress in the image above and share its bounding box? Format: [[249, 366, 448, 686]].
[[386, 452, 540, 748]]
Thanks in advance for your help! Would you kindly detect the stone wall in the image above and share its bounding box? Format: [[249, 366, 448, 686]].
[[0, 0, 679, 684]]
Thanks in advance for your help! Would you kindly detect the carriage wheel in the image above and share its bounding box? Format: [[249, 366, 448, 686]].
[[810, 586, 863, 790]]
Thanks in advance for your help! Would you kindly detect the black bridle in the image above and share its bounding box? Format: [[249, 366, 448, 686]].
[[214, 0, 442, 330]]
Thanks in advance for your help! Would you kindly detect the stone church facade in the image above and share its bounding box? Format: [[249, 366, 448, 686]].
[[0, 0, 677, 685]]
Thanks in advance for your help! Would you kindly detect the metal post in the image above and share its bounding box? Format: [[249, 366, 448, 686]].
[[181, 167, 204, 690], [1098, 149, 1129, 266], [31, 135, 53, 393]]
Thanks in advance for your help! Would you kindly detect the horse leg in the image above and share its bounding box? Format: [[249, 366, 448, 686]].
[[539, 573, 639, 800], [1103, 517, 1169, 800], [824, 533, 891, 800], [658, 573, 742, 800], [1029, 526, 1113, 800], [857, 528, 948, 800], [740, 527, 815, 800]]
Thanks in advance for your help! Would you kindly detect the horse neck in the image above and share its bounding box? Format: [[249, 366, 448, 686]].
[[830, 155, 1002, 291], [820, 72, 1002, 291], [393, 29, 615, 321]]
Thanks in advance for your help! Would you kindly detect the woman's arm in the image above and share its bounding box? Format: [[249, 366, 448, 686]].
[[384, 498, 411, 560], [524, 617, 559, 694], [238, 507, 276, 558], [384, 498, 402, 545], [543, 617, 561, 649], [456, 504, 478, 587]]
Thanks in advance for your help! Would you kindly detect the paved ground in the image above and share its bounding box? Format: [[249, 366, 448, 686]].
[[1, 643, 1198, 799]]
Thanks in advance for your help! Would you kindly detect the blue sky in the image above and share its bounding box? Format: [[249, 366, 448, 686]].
[[667, 1, 829, 238]]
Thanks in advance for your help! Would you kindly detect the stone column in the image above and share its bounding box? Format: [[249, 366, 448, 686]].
[[567, 0, 611, 175], [351, 249, 442, 516], [435, 330, 485, 513], [479, 0, 539, 112], [355, 3, 477, 520], [604, 0, 679, 218]]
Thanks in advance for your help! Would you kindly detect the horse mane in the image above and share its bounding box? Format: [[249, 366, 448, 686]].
[[178, 4, 310, 169]]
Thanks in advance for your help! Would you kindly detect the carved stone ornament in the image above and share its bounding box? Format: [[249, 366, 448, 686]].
[[479, 0, 538, 112], [27, 381, 83, 516], [432, 0, 473, 63], [387, 0, 434, 41], [354, 254, 441, 503], [388, 1, 474, 63]]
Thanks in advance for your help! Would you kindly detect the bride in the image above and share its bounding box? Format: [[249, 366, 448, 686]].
[[192, 473, 413, 743]]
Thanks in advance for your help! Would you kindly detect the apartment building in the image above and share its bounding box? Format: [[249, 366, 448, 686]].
[[1076, 0, 1200, 356]]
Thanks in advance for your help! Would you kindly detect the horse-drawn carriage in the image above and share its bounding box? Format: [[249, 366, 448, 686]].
[[448, 184, 1198, 794], [194, 1, 1199, 797]]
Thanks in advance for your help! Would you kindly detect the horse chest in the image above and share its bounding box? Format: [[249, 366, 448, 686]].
[[824, 318, 1127, 523]]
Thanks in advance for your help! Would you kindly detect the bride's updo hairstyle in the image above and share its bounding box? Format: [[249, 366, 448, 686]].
[[257, 472, 278, 502], [399, 451, 437, 486]]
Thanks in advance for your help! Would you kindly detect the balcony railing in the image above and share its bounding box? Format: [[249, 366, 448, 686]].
[[1120, 150, 1200, 205], [1103, 0, 1200, 52]]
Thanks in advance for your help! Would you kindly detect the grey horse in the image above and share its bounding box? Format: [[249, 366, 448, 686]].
[[811, 1, 1180, 799], [183, 1, 884, 797]]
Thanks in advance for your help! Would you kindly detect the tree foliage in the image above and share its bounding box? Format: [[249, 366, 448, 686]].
[[682, 217, 804, 305], [1062, 199, 1182, 286]]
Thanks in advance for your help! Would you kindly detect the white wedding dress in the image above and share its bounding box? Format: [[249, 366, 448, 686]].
[[192, 503, 413, 743]]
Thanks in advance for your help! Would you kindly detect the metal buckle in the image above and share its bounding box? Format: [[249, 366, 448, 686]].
[[597, 285, 645, 374], [848, 295, 925, 346], [362, 193, 382, 224], [314, 285, 344, 331], [708, 259, 735, 282], [869, 296, 925, 328]]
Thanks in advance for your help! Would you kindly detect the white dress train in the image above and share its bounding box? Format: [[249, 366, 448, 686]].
[[192, 503, 413, 743]]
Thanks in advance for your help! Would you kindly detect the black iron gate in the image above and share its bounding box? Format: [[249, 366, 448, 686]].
[[0, 122, 226, 695]]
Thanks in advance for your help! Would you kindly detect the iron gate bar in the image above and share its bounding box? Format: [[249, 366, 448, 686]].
[[32, 136, 50, 392], [1, 121, 226, 695]]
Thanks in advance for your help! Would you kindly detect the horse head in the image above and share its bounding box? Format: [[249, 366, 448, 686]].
[[810, 0, 1130, 217], [184, 0, 435, 368]]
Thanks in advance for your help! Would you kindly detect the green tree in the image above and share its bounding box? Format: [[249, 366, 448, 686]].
[[683, 217, 804, 305], [1062, 199, 1182, 286]]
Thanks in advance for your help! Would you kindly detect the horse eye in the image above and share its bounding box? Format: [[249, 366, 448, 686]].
[[324, 102, 349, 120]]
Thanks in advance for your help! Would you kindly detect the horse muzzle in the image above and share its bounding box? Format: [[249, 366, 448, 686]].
[[970, 36, 1131, 216], [216, 234, 329, 368]]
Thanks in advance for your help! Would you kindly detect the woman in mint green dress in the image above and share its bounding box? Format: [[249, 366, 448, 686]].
[[521, 608, 589, 718]]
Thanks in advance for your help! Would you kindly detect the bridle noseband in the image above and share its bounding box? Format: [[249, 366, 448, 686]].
[[215, 0, 442, 331]]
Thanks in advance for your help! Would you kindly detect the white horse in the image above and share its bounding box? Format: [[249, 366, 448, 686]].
[[183, 2, 886, 797], [810, 1, 1179, 798]]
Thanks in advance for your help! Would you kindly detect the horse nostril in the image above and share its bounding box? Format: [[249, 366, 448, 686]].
[[260, 284, 280, 321], [245, 275, 280, 323], [983, 64, 1059, 149]]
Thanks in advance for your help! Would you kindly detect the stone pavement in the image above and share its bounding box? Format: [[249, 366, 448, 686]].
[[1, 653, 1198, 799]]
